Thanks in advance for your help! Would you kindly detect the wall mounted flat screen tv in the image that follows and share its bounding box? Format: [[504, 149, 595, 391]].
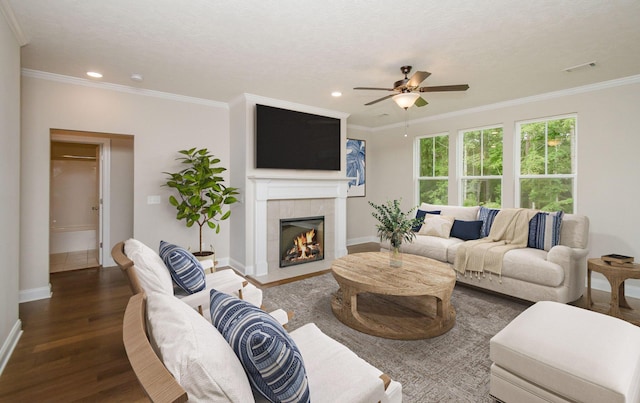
[[255, 104, 341, 170]]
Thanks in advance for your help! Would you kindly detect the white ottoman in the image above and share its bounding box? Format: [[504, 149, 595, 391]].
[[490, 301, 640, 403]]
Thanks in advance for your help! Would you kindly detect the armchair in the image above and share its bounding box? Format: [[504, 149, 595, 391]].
[[111, 239, 277, 323]]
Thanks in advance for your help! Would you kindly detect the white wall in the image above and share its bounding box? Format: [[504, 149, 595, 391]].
[[110, 136, 134, 258], [344, 126, 376, 244], [354, 78, 640, 295], [20, 74, 229, 300], [0, 10, 22, 375]]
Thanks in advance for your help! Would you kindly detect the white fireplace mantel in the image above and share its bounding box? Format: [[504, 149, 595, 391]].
[[249, 176, 350, 277]]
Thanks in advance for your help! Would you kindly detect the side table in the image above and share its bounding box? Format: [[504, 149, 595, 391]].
[[586, 258, 640, 323]]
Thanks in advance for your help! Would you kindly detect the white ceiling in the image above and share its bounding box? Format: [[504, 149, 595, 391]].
[[7, 0, 640, 127]]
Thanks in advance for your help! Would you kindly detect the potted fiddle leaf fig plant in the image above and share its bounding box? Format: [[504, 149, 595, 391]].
[[164, 148, 239, 257], [369, 199, 424, 267]]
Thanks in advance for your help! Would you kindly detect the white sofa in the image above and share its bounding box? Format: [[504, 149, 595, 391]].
[[381, 203, 590, 303]]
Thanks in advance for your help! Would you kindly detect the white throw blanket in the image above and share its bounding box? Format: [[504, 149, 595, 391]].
[[454, 208, 537, 278]]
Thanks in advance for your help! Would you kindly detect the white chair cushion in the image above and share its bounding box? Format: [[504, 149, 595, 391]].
[[290, 323, 386, 403], [146, 292, 254, 403], [124, 238, 174, 295]]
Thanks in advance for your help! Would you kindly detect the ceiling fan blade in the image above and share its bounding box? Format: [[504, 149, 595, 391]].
[[354, 87, 395, 91], [407, 71, 431, 88], [414, 96, 428, 107], [419, 84, 469, 92], [364, 94, 396, 106]]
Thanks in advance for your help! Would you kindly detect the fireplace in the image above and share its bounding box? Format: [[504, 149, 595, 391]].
[[280, 216, 324, 268]]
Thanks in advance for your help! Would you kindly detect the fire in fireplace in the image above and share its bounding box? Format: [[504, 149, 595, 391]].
[[280, 216, 324, 268]]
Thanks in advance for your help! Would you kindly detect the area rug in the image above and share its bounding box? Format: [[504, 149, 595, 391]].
[[262, 273, 530, 403]]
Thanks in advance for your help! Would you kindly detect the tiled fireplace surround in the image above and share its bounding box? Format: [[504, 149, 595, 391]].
[[251, 177, 350, 283]]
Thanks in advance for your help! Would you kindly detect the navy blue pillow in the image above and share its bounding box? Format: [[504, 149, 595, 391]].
[[413, 210, 441, 232], [450, 220, 483, 241], [210, 290, 310, 403], [159, 241, 206, 294]]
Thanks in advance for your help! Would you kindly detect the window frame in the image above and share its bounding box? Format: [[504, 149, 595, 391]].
[[414, 133, 449, 206], [458, 124, 504, 207], [515, 113, 578, 213]]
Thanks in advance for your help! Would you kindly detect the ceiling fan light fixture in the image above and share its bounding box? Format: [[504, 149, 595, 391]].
[[393, 92, 420, 109]]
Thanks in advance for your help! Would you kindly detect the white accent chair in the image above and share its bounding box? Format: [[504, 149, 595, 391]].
[[123, 292, 403, 403], [111, 239, 268, 321]]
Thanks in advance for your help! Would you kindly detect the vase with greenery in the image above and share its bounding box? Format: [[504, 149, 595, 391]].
[[369, 199, 424, 267], [164, 148, 239, 257]]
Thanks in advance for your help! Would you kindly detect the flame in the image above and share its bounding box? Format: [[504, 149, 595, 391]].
[[293, 228, 315, 259]]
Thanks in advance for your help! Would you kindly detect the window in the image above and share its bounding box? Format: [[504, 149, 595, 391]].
[[517, 115, 576, 213], [416, 134, 448, 205], [460, 126, 503, 207]]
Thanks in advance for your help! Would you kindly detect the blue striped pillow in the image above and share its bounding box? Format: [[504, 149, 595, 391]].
[[158, 241, 206, 294], [210, 290, 310, 403], [528, 211, 564, 251], [479, 206, 500, 237]]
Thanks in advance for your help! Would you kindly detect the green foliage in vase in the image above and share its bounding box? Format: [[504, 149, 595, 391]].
[[368, 199, 424, 248], [163, 148, 239, 254]]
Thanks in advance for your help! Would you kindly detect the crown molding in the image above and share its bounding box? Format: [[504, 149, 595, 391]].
[[346, 123, 371, 132], [21, 69, 228, 108], [0, 0, 28, 46], [371, 74, 640, 132]]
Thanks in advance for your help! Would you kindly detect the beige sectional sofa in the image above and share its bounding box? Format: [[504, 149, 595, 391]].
[[381, 203, 590, 303]]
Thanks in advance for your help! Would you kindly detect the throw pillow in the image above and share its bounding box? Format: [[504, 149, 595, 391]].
[[146, 292, 254, 403], [450, 220, 483, 241], [479, 206, 501, 237], [210, 290, 310, 403], [528, 211, 564, 251], [418, 214, 455, 238], [159, 241, 206, 294], [123, 238, 174, 295], [412, 209, 441, 232]]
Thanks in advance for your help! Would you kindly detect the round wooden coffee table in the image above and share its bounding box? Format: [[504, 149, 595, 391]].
[[331, 251, 456, 340]]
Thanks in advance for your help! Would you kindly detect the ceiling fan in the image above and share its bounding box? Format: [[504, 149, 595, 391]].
[[354, 65, 469, 109]]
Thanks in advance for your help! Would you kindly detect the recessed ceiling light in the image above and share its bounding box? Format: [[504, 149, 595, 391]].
[[130, 73, 144, 82], [86, 71, 103, 78], [331, 91, 342, 97]]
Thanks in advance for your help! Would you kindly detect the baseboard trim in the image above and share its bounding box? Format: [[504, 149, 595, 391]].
[[228, 258, 249, 275], [0, 320, 23, 377], [19, 284, 52, 303], [347, 236, 378, 246], [217, 257, 230, 269]]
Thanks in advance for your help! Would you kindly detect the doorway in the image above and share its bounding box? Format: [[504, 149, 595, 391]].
[[50, 140, 101, 272], [49, 132, 112, 272]]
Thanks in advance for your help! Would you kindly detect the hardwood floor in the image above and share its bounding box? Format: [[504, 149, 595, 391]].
[[0, 267, 147, 402]]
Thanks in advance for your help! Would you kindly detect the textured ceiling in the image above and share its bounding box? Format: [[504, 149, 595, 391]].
[[7, 0, 640, 127]]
